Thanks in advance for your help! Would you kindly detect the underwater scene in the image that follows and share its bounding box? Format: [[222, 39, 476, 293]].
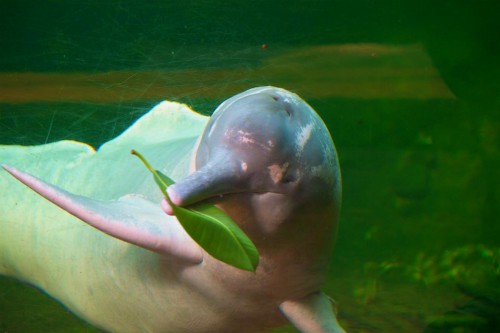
[[0, 1, 499, 332]]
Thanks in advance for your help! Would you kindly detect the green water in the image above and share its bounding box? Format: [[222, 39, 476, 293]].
[[1, 1, 499, 332]]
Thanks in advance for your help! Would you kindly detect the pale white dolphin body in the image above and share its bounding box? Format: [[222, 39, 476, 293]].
[[0, 87, 345, 333]]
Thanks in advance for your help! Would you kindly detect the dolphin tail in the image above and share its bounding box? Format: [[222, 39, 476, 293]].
[[2, 164, 203, 264]]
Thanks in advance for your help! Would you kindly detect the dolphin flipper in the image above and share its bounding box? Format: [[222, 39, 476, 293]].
[[280, 292, 346, 333], [2, 164, 203, 264]]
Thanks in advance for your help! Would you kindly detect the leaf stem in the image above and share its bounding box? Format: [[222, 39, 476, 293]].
[[131, 149, 169, 198], [131, 149, 155, 174]]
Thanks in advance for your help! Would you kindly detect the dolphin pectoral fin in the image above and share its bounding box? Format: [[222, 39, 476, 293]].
[[280, 292, 347, 333], [2, 164, 203, 264]]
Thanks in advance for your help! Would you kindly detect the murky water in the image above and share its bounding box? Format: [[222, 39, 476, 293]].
[[1, 1, 499, 332]]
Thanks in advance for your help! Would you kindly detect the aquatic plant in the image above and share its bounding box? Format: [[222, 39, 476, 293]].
[[406, 244, 500, 332], [353, 244, 499, 309], [407, 244, 499, 286], [353, 261, 401, 304]]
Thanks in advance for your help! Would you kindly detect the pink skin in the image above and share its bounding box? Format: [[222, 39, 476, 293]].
[[1, 87, 346, 332], [161, 198, 174, 216], [161, 187, 180, 216]]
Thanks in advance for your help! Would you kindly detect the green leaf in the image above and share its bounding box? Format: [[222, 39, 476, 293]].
[[131, 150, 259, 271]]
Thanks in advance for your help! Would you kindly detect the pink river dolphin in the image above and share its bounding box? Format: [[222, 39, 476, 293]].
[[0, 87, 345, 333]]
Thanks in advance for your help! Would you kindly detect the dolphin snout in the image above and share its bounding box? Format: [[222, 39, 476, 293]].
[[164, 151, 244, 212]]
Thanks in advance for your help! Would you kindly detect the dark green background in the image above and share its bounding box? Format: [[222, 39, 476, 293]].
[[1, 1, 499, 332]]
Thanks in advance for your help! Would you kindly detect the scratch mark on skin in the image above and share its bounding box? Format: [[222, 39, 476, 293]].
[[225, 129, 273, 152], [237, 130, 257, 145], [296, 124, 313, 156], [309, 137, 337, 185]]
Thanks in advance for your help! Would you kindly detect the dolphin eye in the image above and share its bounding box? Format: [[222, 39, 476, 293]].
[[282, 171, 298, 184]]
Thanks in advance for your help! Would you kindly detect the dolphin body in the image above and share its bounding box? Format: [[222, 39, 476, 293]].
[[0, 87, 345, 333]]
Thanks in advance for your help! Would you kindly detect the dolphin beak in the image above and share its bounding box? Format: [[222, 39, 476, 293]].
[[167, 151, 243, 207]]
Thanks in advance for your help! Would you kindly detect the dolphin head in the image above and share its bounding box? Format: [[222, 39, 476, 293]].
[[168, 86, 341, 238]]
